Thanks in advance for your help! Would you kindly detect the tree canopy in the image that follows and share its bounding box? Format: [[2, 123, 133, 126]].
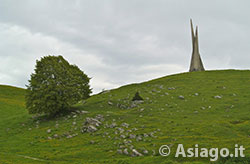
[[26, 55, 91, 116]]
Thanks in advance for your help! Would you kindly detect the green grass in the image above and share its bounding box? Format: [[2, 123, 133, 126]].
[[0, 70, 249, 164]]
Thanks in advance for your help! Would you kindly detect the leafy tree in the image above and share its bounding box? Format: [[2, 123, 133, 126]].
[[26, 55, 91, 116]]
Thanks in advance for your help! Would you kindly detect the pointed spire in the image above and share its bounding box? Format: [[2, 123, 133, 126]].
[[195, 26, 199, 52], [190, 19, 195, 49], [189, 19, 205, 72]]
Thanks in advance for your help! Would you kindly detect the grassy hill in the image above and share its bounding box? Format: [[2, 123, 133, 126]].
[[0, 70, 249, 164]]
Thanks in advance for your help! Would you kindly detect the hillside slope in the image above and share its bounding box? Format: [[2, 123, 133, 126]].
[[0, 70, 249, 164]]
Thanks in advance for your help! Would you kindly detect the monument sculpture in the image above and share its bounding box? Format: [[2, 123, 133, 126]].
[[189, 19, 205, 72]]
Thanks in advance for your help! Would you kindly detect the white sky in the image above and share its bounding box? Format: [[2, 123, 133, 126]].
[[1, 0, 250, 93]]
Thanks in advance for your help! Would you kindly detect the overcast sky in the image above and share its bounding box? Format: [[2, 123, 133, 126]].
[[1, 0, 250, 93]]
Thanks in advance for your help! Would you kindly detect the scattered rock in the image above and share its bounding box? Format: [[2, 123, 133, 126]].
[[143, 149, 149, 155], [95, 114, 104, 122], [201, 107, 205, 110], [81, 110, 89, 114], [82, 125, 97, 133], [84, 117, 102, 127], [82, 117, 102, 133], [72, 133, 78, 137], [136, 135, 142, 141], [178, 95, 185, 100], [214, 95, 222, 99], [132, 149, 143, 156], [117, 127, 124, 133], [121, 123, 129, 128], [123, 148, 129, 155], [129, 134, 136, 139], [194, 93, 199, 96], [109, 122, 117, 128], [149, 132, 155, 138], [108, 101, 113, 105], [117, 149, 123, 154]]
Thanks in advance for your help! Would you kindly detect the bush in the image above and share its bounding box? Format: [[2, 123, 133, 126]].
[[132, 91, 143, 101], [26, 55, 91, 116]]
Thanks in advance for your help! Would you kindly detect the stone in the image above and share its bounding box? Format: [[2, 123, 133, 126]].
[[124, 139, 132, 145], [72, 133, 78, 137], [121, 123, 129, 128], [201, 107, 206, 110], [54, 134, 59, 138], [194, 93, 199, 96], [81, 110, 89, 114], [108, 101, 113, 105], [117, 149, 123, 154], [84, 117, 102, 127], [179, 95, 185, 100], [132, 128, 138, 131], [109, 122, 117, 128], [143, 149, 149, 155], [47, 129, 51, 133], [129, 134, 136, 139], [149, 132, 155, 138], [117, 127, 124, 133], [214, 95, 222, 99], [82, 125, 97, 133], [123, 148, 129, 155], [132, 149, 143, 156], [136, 135, 142, 141], [139, 108, 144, 112], [95, 114, 104, 122]]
